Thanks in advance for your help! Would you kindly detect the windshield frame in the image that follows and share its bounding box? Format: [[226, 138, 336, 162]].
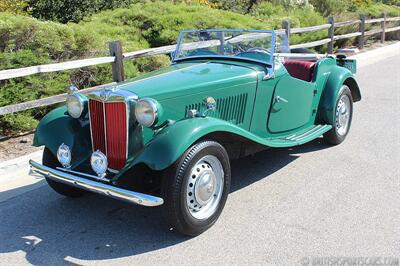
[[173, 29, 276, 66]]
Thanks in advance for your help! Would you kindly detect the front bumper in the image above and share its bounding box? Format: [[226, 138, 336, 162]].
[[29, 160, 164, 207]]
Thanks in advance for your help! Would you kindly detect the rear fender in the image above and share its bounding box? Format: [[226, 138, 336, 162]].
[[318, 67, 361, 125]]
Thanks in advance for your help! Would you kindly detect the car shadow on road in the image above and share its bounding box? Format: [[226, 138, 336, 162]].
[[0, 138, 330, 265], [230, 138, 329, 192]]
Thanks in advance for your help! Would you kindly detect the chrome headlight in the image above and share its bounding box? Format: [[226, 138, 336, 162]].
[[135, 98, 160, 127], [67, 93, 87, 119], [91, 150, 108, 176], [57, 143, 71, 168]]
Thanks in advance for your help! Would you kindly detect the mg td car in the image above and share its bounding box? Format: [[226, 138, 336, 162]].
[[30, 29, 361, 236]]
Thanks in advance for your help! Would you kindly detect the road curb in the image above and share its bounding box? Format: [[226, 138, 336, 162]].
[[0, 148, 44, 203], [348, 42, 400, 68], [0, 148, 43, 176]]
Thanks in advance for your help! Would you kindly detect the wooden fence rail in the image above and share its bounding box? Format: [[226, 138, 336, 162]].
[[0, 82, 116, 116], [0, 13, 399, 115], [0, 57, 116, 81]]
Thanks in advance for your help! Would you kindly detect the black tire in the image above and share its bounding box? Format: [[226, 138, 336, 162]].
[[43, 147, 86, 197], [324, 86, 353, 145], [161, 140, 231, 236]]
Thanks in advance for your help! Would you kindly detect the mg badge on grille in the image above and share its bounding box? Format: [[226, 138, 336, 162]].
[[100, 89, 111, 102]]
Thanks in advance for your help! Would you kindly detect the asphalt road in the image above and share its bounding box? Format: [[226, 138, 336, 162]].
[[0, 45, 399, 266]]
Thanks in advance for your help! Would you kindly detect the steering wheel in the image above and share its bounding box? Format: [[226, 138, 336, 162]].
[[235, 47, 272, 62]]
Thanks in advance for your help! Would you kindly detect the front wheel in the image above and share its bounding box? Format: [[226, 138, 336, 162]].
[[324, 85, 353, 145], [161, 140, 231, 236]]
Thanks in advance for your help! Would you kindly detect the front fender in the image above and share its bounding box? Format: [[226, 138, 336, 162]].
[[318, 67, 360, 125], [33, 106, 91, 166], [122, 117, 272, 173]]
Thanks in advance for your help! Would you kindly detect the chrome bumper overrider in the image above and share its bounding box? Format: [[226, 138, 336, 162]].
[[29, 160, 164, 207]]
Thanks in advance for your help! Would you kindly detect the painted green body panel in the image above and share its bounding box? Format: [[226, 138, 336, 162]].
[[33, 106, 92, 167], [267, 74, 315, 132], [317, 60, 360, 125], [248, 57, 334, 139], [120, 117, 332, 173], [118, 61, 261, 101], [33, 55, 360, 175]]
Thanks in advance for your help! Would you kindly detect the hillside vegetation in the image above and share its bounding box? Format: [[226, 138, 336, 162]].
[[0, 0, 399, 135]]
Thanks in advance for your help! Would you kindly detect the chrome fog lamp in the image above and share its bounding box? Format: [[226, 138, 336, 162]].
[[90, 150, 108, 176], [57, 143, 71, 168], [135, 98, 161, 127], [67, 93, 87, 119]]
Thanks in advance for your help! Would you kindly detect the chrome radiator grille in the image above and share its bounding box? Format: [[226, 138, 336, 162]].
[[89, 99, 127, 170]]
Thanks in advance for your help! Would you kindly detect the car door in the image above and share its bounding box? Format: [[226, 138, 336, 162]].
[[267, 74, 315, 133]]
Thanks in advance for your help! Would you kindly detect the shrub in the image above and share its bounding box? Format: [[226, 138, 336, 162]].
[[27, 0, 142, 23], [309, 0, 350, 16], [356, 3, 400, 16], [80, 2, 267, 47], [269, 0, 312, 9], [0, 0, 28, 15], [0, 12, 105, 134], [1, 113, 38, 133], [250, 1, 326, 48]]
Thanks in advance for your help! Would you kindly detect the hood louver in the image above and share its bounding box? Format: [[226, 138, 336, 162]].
[[185, 93, 248, 125]]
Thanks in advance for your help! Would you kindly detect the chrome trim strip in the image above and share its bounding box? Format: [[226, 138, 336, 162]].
[[88, 100, 95, 153], [87, 87, 138, 103], [55, 167, 110, 183], [103, 101, 108, 156], [125, 97, 131, 162], [30, 160, 164, 207]]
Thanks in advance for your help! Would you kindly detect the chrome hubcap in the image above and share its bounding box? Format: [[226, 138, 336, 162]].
[[336, 94, 351, 136], [194, 170, 216, 205], [186, 155, 224, 220]]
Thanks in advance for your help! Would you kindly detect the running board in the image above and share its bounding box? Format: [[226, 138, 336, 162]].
[[266, 124, 332, 147]]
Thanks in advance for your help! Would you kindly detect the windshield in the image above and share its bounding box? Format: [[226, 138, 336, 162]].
[[174, 29, 276, 65]]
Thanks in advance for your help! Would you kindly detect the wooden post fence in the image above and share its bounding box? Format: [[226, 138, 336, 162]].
[[328, 16, 335, 54], [282, 20, 291, 47], [109, 41, 125, 82], [381, 13, 387, 43], [358, 15, 366, 49]]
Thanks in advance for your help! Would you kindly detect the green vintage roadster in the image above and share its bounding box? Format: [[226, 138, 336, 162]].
[[29, 29, 361, 236]]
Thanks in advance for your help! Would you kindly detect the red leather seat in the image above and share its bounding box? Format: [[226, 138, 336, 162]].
[[283, 60, 315, 82]]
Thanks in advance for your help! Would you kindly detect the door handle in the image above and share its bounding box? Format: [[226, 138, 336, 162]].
[[275, 96, 289, 104]]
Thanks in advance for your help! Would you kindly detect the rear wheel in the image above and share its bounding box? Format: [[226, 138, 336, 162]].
[[161, 140, 231, 236], [324, 86, 353, 145], [43, 147, 86, 197]]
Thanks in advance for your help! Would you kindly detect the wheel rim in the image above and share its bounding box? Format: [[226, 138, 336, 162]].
[[185, 155, 224, 220], [336, 94, 351, 136]]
